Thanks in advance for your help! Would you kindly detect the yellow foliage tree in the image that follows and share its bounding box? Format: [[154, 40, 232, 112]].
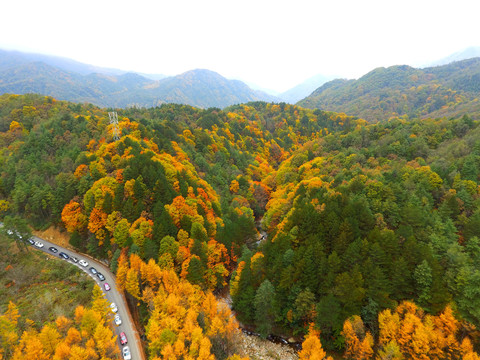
[[126, 268, 141, 299], [38, 325, 60, 357], [376, 301, 480, 360], [0, 302, 20, 359], [229, 180, 240, 193], [94, 322, 119, 358], [342, 316, 373, 360], [299, 324, 332, 360], [52, 342, 71, 360]]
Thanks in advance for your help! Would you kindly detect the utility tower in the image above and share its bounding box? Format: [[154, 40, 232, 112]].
[[108, 112, 120, 141]]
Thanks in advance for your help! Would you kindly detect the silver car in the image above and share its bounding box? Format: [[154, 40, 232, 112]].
[[110, 302, 118, 313], [78, 259, 89, 267], [122, 346, 131, 360]]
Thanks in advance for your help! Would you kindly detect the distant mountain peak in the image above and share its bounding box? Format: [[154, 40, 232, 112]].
[[279, 73, 336, 104], [0, 49, 277, 109], [425, 47, 480, 67]]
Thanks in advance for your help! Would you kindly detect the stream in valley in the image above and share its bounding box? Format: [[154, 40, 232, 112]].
[[216, 224, 303, 359]]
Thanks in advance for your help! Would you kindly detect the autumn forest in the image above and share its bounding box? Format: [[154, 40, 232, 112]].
[[0, 92, 480, 359]]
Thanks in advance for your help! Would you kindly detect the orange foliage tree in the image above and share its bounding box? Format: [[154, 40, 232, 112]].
[[61, 201, 87, 233]]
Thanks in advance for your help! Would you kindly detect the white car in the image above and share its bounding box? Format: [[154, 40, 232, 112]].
[[34, 241, 44, 248], [78, 259, 88, 267], [114, 314, 122, 326], [122, 346, 131, 360], [110, 302, 118, 313]]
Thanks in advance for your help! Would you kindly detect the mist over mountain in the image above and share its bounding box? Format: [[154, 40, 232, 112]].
[[0, 48, 129, 76], [279, 73, 335, 103], [426, 47, 480, 67], [0, 49, 277, 108]]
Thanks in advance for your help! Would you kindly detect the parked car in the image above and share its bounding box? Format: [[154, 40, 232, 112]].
[[70, 256, 79, 263], [34, 241, 44, 248], [122, 346, 131, 360], [114, 314, 122, 326], [96, 272, 105, 281], [110, 302, 118, 313], [28, 238, 35, 245], [48, 247, 58, 253], [59, 252, 69, 260], [120, 332, 128, 345], [79, 259, 88, 267], [104, 283, 111, 291], [89, 267, 97, 275]]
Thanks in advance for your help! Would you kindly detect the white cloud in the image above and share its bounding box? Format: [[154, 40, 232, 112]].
[[1, 0, 479, 92]]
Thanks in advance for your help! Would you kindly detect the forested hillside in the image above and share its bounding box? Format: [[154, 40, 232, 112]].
[[0, 49, 278, 108], [0, 94, 479, 358], [299, 58, 480, 122]]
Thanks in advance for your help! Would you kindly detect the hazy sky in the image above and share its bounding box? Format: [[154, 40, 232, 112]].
[[1, 0, 479, 92]]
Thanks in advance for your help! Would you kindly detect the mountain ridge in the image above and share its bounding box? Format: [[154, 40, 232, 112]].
[[0, 49, 278, 108], [426, 46, 480, 67], [298, 58, 480, 121]]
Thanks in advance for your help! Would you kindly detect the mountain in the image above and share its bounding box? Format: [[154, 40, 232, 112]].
[[298, 58, 480, 121], [0, 61, 95, 99], [0, 49, 275, 108], [0, 48, 129, 76], [144, 69, 280, 108], [0, 61, 149, 106], [279, 73, 335, 103], [427, 46, 480, 67]]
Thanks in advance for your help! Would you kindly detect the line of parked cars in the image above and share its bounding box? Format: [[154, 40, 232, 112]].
[[109, 301, 130, 358], [24, 235, 132, 359], [46, 246, 92, 271]]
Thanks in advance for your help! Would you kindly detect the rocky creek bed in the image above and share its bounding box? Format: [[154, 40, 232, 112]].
[[236, 331, 298, 360], [216, 288, 300, 360]]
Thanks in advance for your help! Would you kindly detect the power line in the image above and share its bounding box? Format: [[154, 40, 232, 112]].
[[108, 112, 120, 141]]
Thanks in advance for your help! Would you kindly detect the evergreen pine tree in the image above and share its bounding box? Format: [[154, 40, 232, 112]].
[[254, 279, 276, 338]]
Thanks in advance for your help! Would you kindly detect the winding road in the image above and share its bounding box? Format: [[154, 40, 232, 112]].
[[28, 234, 145, 360]]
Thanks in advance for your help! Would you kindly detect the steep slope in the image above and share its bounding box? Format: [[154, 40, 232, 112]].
[[0, 61, 97, 99], [299, 58, 480, 121]]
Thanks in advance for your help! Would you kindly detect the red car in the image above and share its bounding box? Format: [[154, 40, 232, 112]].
[[104, 283, 111, 291], [120, 332, 128, 345]]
